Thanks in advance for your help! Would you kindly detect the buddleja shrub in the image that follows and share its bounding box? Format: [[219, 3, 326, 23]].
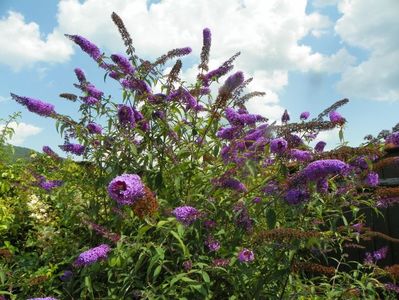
[[3, 12, 399, 299]]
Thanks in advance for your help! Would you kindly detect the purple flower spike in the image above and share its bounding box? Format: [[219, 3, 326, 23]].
[[314, 141, 326, 152], [108, 174, 145, 205], [386, 132, 399, 146], [111, 54, 135, 75], [172, 206, 200, 226], [39, 179, 63, 192], [86, 122, 102, 134], [219, 71, 244, 95], [82, 96, 99, 105], [118, 105, 135, 128], [300, 111, 310, 120], [281, 109, 290, 123], [86, 84, 103, 99], [270, 138, 288, 154], [238, 248, 255, 262], [290, 149, 313, 162], [74, 68, 86, 83], [203, 28, 211, 49], [284, 188, 309, 205], [365, 172, 379, 187], [65, 34, 102, 61], [11, 93, 56, 117], [329, 111, 345, 124], [42, 146, 58, 157], [74, 244, 111, 267], [59, 143, 85, 156]]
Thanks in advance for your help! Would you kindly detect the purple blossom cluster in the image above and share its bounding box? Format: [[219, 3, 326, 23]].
[[364, 246, 388, 264], [364, 172, 379, 187], [11, 93, 56, 117], [117, 105, 135, 128], [59, 143, 85, 156], [205, 236, 221, 252], [300, 111, 310, 120], [386, 132, 399, 146], [238, 248, 255, 262], [108, 174, 145, 205], [65, 34, 102, 61], [201, 65, 233, 86], [314, 141, 326, 152], [290, 149, 313, 162], [110, 54, 135, 75], [74, 244, 111, 267], [172, 206, 201, 226], [292, 159, 349, 185], [270, 138, 288, 154], [38, 179, 63, 192], [284, 188, 310, 205], [42, 146, 59, 158], [74, 68, 87, 83], [219, 71, 244, 96], [121, 78, 152, 95], [281, 109, 290, 123], [212, 177, 248, 193], [225, 107, 266, 126], [86, 122, 102, 134], [329, 111, 345, 124]]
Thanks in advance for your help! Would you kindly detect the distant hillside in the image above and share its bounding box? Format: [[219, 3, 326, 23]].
[[1, 144, 36, 162]]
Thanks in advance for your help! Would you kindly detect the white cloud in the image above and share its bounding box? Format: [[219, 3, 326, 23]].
[[0, 122, 42, 145], [0, 11, 73, 71], [335, 0, 399, 101]]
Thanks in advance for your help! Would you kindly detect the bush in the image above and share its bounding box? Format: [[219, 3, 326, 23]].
[[2, 12, 399, 299]]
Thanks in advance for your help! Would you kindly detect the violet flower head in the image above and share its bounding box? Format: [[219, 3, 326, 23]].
[[294, 159, 349, 184], [202, 65, 233, 86], [86, 84, 103, 99], [386, 132, 399, 146], [118, 105, 135, 128], [111, 54, 135, 74], [238, 248, 255, 262], [42, 146, 58, 157], [121, 78, 152, 95], [108, 174, 145, 205], [314, 141, 327, 152], [74, 244, 111, 267], [217, 126, 240, 140], [329, 111, 345, 124], [284, 188, 309, 205], [364, 246, 388, 264], [203, 28, 211, 50], [82, 96, 99, 105], [270, 138, 288, 154], [281, 109, 290, 123], [172, 206, 201, 226], [205, 236, 221, 252], [86, 122, 102, 134], [39, 179, 63, 192], [59, 143, 85, 156], [365, 172, 379, 187], [300, 111, 310, 120], [60, 270, 73, 281], [74, 68, 86, 83], [290, 149, 313, 162], [219, 71, 244, 95], [217, 178, 247, 193], [109, 70, 122, 80], [65, 34, 101, 61], [11, 93, 56, 117]]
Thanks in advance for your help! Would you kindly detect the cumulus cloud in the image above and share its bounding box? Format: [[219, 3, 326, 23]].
[[0, 11, 73, 71], [0, 122, 42, 145], [335, 0, 399, 101]]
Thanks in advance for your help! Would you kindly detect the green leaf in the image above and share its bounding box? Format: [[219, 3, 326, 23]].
[[266, 209, 277, 229], [170, 230, 189, 257]]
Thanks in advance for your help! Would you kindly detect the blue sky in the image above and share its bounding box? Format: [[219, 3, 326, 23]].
[[0, 0, 398, 154]]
